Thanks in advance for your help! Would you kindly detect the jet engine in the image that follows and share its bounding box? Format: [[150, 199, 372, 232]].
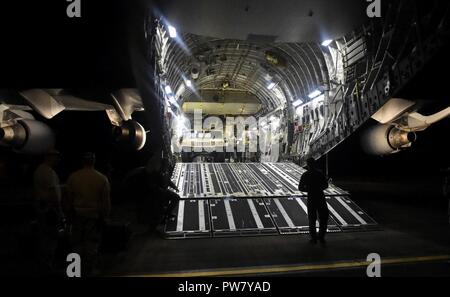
[[0, 120, 55, 155], [361, 124, 417, 155], [112, 120, 147, 151]]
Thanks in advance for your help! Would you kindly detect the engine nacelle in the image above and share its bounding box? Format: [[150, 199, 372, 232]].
[[112, 120, 146, 151], [0, 120, 55, 155], [361, 124, 416, 155]]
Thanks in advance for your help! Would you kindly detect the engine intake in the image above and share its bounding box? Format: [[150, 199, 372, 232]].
[[361, 124, 416, 155], [113, 120, 146, 151], [0, 120, 55, 154]]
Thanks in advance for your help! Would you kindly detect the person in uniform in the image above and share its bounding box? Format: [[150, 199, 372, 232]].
[[67, 152, 111, 275], [148, 156, 180, 222], [33, 149, 63, 268], [298, 158, 329, 245], [33, 149, 64, 222]]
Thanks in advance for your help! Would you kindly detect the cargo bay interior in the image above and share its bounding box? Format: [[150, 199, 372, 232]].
[[1, 0, 450, 277]]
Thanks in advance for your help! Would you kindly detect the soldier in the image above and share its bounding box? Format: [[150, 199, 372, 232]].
[[33, 149, 64, 269], [298, 158, 329, 245], [67, 152, 111, 275], [33, 149, 64, 223]]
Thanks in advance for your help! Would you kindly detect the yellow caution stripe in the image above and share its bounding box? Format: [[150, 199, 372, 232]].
[[124, 254, 450, 277]]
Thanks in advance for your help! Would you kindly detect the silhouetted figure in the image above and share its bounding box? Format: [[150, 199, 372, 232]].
[[149, 156, 180, 219], [67, 152, 111, 275], [160, 157, 180, 219], [33, 149, 64, 269], [298, 158, 329, 245], [235, 151, 243, 163], [33, 149, 64, 223], [236, 139, 244, 163], [129, 154, 179, 231]]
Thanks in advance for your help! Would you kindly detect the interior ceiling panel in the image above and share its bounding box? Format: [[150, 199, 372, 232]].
[[164, 34, 330, 113], [182, 89, 262, 115], [158, 0, 368, 43], [182, 102, 261, 116]]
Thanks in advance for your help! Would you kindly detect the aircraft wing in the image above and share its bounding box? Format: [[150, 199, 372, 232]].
[[1, 89, 144, 126]]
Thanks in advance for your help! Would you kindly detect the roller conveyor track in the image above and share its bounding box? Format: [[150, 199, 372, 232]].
[[165, 163, 378, 239], [171, 163, 349, 199], [164, 195, 379, 239]]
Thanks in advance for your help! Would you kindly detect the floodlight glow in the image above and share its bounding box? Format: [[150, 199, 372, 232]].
[[293, 99, 303, 107], [175, 115, 188, 135], [165, 85, 173, 94], [185, 79, 192, 88], [168, 95, 176, 104], [308, 89, 322, 99], [168, 25, 177, 38], [271, 119, 280, 129], [321, 39, 333, 47], [267, 82, 276, 90]]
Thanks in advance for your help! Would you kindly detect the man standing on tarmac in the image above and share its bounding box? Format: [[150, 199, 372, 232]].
[[298, 158, 329, 245]]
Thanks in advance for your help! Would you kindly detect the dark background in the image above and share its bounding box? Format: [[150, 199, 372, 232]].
[[0, 0, 134, 89]]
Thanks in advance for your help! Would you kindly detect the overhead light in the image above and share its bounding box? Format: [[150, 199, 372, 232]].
[[267, 82, 276, 90], [185, 79, 192, 88], [293, 99, 303, 107], [177, 115, 186, 124], [168, 25, 177, 38], [165, 85, 173, 94], [175, 115, 189, 135], [168, 95, 176, 104], [308, 89, 322, 99], [321, 39, 333, 47], [271, 116, 280, 127], [191, 67, 200, 80]]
